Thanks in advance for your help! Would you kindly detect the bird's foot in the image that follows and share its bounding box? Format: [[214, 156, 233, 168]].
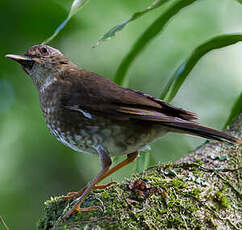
[[69, 204, 102, 214], [54, 199, 102, 228], [62, 181, 117, 201], [93, 181, 117, 189], [62, 191, 80, 201]]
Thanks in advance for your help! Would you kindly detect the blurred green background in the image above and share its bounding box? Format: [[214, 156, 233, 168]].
[[0, 0, 241, 229]]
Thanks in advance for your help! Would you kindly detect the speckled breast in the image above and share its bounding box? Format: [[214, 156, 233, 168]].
[[40, 95, 105, 155], [39, 88, 167, 157]]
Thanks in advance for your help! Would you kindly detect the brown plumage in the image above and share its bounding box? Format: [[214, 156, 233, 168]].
[[5, 44, 241, 226], [59, 65, 240, 144]]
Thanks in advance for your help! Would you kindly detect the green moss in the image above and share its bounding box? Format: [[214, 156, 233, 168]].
[[189, 188, 202, 199], [194, 158, 204, 166], [102, 190, 110, 199], [205, 215, 219, 228], [170, 178, 187, 189], [37, 134, 241, 230], [213, 186, 230, 209], [167, 216, 184, 226]]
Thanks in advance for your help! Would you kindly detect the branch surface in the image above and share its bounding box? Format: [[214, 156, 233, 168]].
[[38, 114, 242, 230]]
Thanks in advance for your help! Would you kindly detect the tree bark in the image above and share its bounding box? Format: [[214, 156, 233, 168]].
[[37, 114, 242, 230]]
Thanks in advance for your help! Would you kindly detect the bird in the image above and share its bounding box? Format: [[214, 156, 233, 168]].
[[5, 44, 241, 225]]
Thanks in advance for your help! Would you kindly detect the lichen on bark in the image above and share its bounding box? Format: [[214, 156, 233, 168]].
[[37, 114, 242, 230]]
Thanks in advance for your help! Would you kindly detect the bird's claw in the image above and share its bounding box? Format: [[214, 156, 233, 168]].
[[93, 181, 117, 189], [61, 181, 117, 201], [62, 192, 80, 201], [73, 205, 102, 213], [54, 204, 101, 228], [55, 182, 116, 227]]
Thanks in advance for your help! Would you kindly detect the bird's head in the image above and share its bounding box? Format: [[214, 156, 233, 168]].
[[6, 44, 71, 91]]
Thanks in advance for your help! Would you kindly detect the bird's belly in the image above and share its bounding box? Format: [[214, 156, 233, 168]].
[[102, 123, 167, 156], [46, 122, 102, 155], [44, 110, 167, 156]]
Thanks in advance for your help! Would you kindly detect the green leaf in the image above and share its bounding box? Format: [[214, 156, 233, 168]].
[[235, 0, 242, 3], [114, 0, 198, 86], [0, 216, 9, 230], [224, 93, 242, 128], [160, 34, 242, 102], [42, 0, 89, 44], [68, 0, 89, 18], [95, 0, 169, 47]]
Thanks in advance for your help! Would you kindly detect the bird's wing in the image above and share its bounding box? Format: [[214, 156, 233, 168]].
[[61, 70, 242, 144], [61, 70, 197, 123]]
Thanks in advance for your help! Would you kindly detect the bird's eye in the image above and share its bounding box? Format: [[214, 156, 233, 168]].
[[39, 47, 48, 55]]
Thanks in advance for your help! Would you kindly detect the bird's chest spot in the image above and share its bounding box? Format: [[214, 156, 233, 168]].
[[47, 119, 103, 154]]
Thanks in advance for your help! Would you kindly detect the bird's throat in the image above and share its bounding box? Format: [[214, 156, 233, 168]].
[[39, 75, 57, 93]]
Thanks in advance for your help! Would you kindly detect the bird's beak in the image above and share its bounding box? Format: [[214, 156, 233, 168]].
[[5, 54, 32, 64]]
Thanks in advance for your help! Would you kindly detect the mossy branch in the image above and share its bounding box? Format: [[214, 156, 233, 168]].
[[38, 114, 242, 230]]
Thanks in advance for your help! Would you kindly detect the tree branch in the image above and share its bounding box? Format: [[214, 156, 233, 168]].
[[37, 114, 242, 230]]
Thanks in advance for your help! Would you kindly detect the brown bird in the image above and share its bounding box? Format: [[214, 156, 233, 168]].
[[6, 45, 241, 225]]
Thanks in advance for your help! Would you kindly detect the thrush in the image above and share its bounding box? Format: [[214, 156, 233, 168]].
[[6, 45, 241, 225]]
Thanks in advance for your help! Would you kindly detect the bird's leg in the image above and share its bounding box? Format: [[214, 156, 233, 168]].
[[98, 151, 138, 183], [62, 183, 117, 200], [62, 151, 138, 200], [55, 147, 112, 227], [55, 151, 139, 227]]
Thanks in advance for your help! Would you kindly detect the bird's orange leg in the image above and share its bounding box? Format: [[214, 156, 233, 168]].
[[55, 151, 139, 227], [98, 151, 138, 183], [62, 182, 117, 200], [62, 151, 138, 200]]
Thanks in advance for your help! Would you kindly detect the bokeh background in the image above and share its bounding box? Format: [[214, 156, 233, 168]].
[[0, 0, 241, 229]]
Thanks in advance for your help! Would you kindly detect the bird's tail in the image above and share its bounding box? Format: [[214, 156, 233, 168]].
[[163, 122, 241, 144]]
